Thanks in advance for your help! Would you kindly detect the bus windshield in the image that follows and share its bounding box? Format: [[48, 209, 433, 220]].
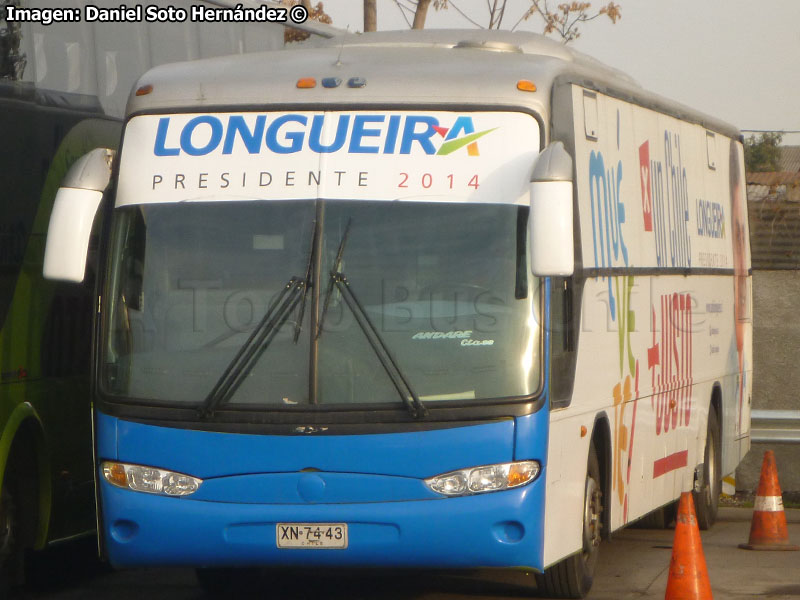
[[101, 199, 541, 411]]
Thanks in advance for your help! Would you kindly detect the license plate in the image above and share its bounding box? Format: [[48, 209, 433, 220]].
[[276, 523, 348, 549]]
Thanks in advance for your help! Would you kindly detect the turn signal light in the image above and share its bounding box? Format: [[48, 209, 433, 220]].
[[104, 462, 127, 487], [516, 79, 537, 92]]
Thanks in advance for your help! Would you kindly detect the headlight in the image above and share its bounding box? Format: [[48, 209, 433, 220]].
[[101, 461, 202, 497], [425, 460, 540, 497]]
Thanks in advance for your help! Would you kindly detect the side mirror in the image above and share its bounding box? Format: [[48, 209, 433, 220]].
[[43, 148, 115, 282], [529, 141, 574, 276]]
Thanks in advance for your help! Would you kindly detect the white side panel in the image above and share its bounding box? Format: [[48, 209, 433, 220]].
[[543, 86, 752, 567], [542, 413, 594, 567]]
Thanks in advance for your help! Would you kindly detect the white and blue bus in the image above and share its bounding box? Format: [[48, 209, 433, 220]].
[[43, 30, 752, 598]]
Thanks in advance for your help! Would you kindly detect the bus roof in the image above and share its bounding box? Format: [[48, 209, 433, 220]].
[[126, 29, 740, 140]]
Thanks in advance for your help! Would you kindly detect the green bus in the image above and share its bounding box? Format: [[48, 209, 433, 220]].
[[0, 2, 305, 587], [0, 78, 120, 588]]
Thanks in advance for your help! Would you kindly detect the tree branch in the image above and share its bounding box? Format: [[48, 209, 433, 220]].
[[446, 0, 486, 28], [391, 0, 413, 27]]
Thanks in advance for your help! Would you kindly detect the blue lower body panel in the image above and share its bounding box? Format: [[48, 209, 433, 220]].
[[97, 411, 549, 570], [101, 479, 545, 570]]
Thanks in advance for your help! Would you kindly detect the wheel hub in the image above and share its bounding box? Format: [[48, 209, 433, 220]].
[[583, 477, 603, 553], [706, 434, 717, 503]]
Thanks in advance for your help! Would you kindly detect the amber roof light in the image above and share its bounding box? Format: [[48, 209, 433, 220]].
[[296, 77, 317, 89]]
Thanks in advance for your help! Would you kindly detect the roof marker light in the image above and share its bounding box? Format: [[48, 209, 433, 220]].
[[348, 77, 366, 88], [296, 77, 317, 89], [322, 77, 342, 88], [135, 84, 153, 96], [517, 80, 537, 92]]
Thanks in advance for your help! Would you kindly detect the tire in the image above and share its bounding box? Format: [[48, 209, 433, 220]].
[[535, 443, 603, 599], [694, 406, 721, 530], [0, 483, 25, 593]]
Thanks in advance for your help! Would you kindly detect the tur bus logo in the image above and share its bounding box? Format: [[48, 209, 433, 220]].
[[152, 113, 496, 157]]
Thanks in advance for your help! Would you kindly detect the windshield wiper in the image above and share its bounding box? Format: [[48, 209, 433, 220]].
[[198, 276, 305, 419], [316, 218, 351, 339], [318, 222, 428, 420], [293, 216, 319, 343]]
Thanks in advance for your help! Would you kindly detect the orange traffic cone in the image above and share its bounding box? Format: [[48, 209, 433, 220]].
[[739, 450, 799, 551], [665, 492, 713, 599]]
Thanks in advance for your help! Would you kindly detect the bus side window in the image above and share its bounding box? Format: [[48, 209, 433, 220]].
[[550, 276, 581, 408]]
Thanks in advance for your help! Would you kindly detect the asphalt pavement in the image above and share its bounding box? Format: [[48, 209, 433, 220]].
[[17, 507, 800, 599], [586, 507, 800, 599]]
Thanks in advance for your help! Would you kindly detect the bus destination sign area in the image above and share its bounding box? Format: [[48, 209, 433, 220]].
[[117, 111, 541, 205]]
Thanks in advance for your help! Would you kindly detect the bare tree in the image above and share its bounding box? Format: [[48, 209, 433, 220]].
[[382, 0, 621, 43], [389, 0, 453, 30], [516, 1, 621, 42], [487, 0, 509, 29], [283, 0, 333, 43]]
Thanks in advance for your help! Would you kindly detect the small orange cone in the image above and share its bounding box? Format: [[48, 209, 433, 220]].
[[739, 450, 799, 551], [665, 492, 713, 599]]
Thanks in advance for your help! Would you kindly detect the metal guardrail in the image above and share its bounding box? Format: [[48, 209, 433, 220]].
[[751, 410, 800, 444]]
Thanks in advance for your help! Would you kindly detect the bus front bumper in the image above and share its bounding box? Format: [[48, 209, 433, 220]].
[[100, 478, 546, 571]]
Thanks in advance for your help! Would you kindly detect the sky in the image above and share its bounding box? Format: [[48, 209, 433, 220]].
[[322, 0, 800, 145]]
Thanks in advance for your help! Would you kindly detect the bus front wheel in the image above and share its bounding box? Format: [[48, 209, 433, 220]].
[[534, 443, 603, 599], [694, 406, 721, 530]]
